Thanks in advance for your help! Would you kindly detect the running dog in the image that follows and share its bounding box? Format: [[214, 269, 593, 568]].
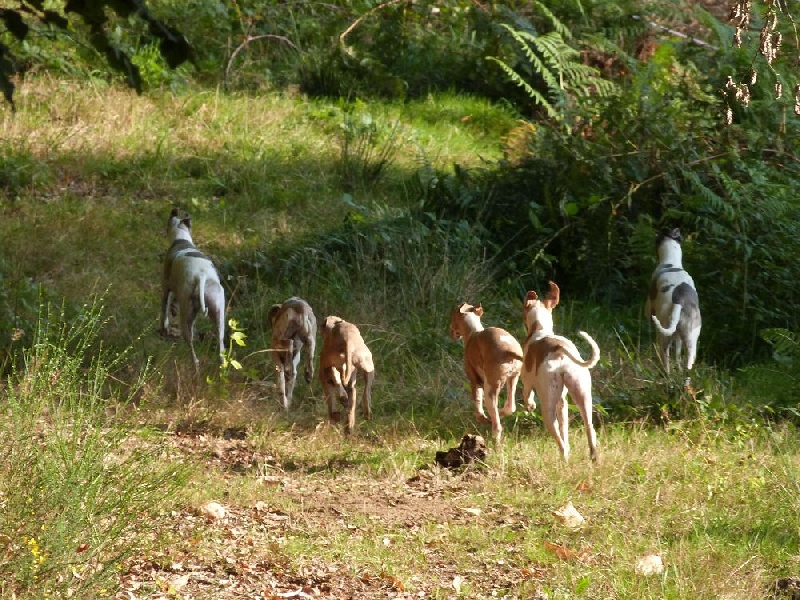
[[449, 302, 523, 444], [520, 282, 600, 462], [268, 297, 317, 411], [646, 228, 701, 373], [319, 316, 375, 435], [161, 208, 226, 369]]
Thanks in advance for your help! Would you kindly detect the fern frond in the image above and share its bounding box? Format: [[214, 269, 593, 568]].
[[486, 57, 559, 119]]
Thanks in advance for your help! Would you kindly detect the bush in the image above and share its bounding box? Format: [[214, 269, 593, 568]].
[[0, 299, 186, 597]]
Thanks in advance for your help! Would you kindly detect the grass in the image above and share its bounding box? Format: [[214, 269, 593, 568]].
[[1, 76, 799, 599]]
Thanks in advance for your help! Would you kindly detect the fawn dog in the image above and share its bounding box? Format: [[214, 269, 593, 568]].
[[267, 297, 317, 411], [161, 208, 225, 369], [521, 282, 600, 462], [449, 302, 523, 444], [647, 228, 701, 373], [319, 316, 375, 435]]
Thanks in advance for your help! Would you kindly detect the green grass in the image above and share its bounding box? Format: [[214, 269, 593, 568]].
[[0, 77, 799, 599]]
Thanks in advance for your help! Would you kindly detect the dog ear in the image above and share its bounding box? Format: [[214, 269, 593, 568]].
[[526, 291, 538, 301], [267, 304, 282, 325], [182, 213, 192, 230], [670, 227, 682, 244], [544, 281, 560, 309], [458, 302, 470, 314], [473, 304, 484, 317]]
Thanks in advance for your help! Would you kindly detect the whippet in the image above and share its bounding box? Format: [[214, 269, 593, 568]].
[[268, 297, 317, 411], [646, 228, 701, 373], [161, 208, 226, 368], [449, 302, 522, 444], [319, 316, 375, 435], [520, 282, 600, 462]]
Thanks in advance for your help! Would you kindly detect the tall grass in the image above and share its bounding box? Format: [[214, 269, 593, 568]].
[[0, 299, 187, 598]]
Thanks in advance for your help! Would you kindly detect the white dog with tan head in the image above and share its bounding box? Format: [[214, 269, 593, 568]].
[[268, 297, 317, 411], [646, 227, 701, 374], [520, 282, 600, 462], [161, 208, 226, 369], [319, 316, 375, 435], [449, 302, 523, 444]]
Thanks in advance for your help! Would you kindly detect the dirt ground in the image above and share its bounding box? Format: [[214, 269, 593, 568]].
[[116, 432, 547, 600]]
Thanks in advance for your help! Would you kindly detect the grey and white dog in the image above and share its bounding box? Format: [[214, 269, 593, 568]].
[[161, 208, 226, 368], [646, 228, 701, 373]]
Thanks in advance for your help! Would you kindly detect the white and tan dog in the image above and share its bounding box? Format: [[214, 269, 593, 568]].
[[161, 208, 226, 369], [521, 282, 600, 462], [646, 228, 701, 373], [267, 297, 317, 411], [449, 302, 523, 444], [319, 316, 375, 435]]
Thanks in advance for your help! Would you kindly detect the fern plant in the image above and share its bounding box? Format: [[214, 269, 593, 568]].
[[487, 16, 618, 122]]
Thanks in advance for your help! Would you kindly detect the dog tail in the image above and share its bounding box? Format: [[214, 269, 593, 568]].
[[651, 305, 682, 336], [196, 274, 208, 316], [562, 332, 600, 369]]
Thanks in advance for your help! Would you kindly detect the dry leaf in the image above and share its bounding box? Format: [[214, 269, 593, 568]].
[[544, 541, 575, 561], [200, 501, 226, 520], [452, 575, 464, 593], [552, 501, 585, 528], [635, 554, 664, 576], [462, 507, 482, 517]]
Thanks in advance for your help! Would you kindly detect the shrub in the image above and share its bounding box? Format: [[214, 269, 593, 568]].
[[0, 299, 186, 597]]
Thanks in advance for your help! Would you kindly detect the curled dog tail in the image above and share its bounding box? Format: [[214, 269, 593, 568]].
[[652, 304, 682, 336], [562, 331, 600, 369]]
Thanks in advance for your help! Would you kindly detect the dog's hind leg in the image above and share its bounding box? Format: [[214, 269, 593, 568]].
[[362, 369, 374, 421], [344, 373, 358, 435], [568, 372, 598, 462], [179, 297, 200, 369], [499, 372, 519, 418], [542, 385, 569, 460], [470, 383, 491, 425], [283, 340, 299, 410], [658, 336, 672, 374], [685, 325, 701, 371], [484, 383, 503, 443]]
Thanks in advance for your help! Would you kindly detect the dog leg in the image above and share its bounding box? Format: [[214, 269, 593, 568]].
[[470, 384, 491, 425], [322, 370, 341, 424], [161, 289, 174, 335], [521, 382, 536, 412], [484, 383, 503, 443], [569, 372, 598, 463], [542, 388, 569, 460], [658, 336, 672, 374], [302, 333, 315, 384], [345, 375, 357, 435], [282, 340, 298, 411], [499, 373, 519, 418], [362, 369, 374, 421], [685, 325, 700, 371], [556, 389, 570, 459], [276, 364, 288, 410], [179, 298, 200, 370]]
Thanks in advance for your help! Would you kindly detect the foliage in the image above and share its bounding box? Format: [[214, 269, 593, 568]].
[[0, 0, 191, 106], [0, 299, 186, 597], [739, 328, 800, 421], [335, 105, 405, 191]]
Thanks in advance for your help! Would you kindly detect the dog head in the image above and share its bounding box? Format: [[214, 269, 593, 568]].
[[522, 281, 560, 336], [322, 315, 344, 339], [655, 227, 683, 265], [167, 208, 193, 244], [450, 302, 484, 341]]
